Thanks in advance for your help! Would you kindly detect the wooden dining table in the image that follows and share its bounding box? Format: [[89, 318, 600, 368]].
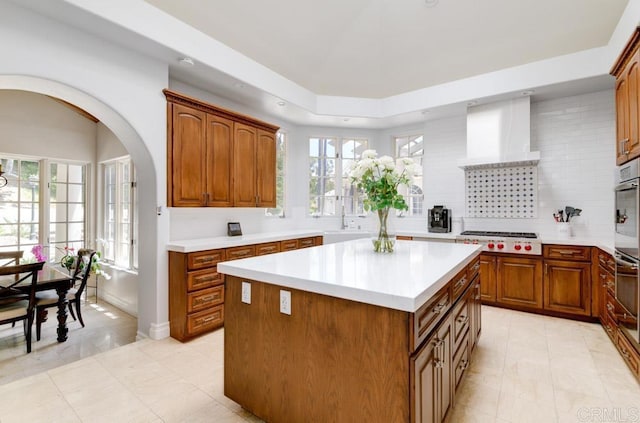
[[0, 264, 75, 343]]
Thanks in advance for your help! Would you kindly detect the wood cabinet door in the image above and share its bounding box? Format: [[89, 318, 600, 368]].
[[170, 104, 207, 206], [544, 260, 591, 316], [479, 254, 497, 302], [627, 52, 640, 161], [616, 74, 630, 165], [256, 129, 277, 207], [205, 115, 233, 206], [496, 256, 543, 309], [411, 318, 452, 423], [233, 123, 257, 206]]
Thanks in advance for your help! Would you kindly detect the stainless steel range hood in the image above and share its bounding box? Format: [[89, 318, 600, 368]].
[[458, 97, 539, 169]]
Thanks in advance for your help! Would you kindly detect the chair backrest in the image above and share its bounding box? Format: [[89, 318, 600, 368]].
[[72, 249, 96, 298], [0, 250, 23, 266], [0, 262, 45, 309]]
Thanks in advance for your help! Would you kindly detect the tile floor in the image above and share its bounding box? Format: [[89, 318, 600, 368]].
[[0, 306, 638, 422], [0, 297, 138, 385]]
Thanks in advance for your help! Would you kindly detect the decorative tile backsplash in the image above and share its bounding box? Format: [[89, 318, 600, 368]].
[[465, 165, 538, 218]]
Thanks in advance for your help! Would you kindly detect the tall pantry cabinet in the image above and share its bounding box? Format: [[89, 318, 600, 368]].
[[164, 89, 279, 207]]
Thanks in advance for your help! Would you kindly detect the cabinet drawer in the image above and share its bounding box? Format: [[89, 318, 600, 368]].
[[412, 285, 451, 352], [597, 266, 615, 295], [452, 296, 470, 351], [298, 237, 316, 249], [453, 335, 470, 393], [543, 245, 591, 261], [187, 305, 224, 336], [467, 257, 481, 281], [616, 330, 640, 375], [280, 239, 298, 251], [256, 242, 281, 256], [452, 268, 470, 301], [598, 249, 615, 274], [187, 286, 224, 313], [606, 291, 626, 324], [187, 268, 224, 291], [188, 249, 225, 270], [602, 310, 618, 342], [226, 245, 256, 260]]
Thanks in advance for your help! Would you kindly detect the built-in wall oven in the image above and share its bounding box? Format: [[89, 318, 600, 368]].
[[615, 158, 640, 347]]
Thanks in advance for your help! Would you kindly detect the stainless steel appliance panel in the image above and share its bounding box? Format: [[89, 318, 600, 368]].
[[615, 181, 639, 258]]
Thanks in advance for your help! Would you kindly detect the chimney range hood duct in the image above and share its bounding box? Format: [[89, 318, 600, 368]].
[[458, 97, 539, 169]]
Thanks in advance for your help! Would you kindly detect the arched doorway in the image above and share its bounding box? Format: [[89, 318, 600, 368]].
[[0, 75, 164, 340]]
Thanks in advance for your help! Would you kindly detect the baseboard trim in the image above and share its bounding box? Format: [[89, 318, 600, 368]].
[[148, 321, 170, 340]]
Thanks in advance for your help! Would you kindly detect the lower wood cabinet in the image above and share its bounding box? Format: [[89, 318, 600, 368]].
[[169, 235, 323, 341], [543, 259, 591, 316], [411, 318, 452, 423], [479, 254, 497, 302], [496, 256, 543, 309]]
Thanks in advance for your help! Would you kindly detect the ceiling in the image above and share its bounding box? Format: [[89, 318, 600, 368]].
[[145, 0, 629, 99]]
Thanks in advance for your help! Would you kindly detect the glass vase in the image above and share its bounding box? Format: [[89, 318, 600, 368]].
[[373, 207, 395, 253]]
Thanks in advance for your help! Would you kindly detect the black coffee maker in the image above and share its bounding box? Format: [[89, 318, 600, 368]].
[[428, 205, 452, 233]]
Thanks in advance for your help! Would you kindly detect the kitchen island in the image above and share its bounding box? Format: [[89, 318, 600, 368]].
[[218, 239, 482, 423]]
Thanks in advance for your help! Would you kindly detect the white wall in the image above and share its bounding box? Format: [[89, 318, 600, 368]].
[[0, 90, 97, 161], [0, 1, 168, 339], [381, 90, 615, 241]]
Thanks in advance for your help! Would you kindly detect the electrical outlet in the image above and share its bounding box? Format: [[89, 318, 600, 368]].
[[241, 281, 251, 304], [280, 290, 291, 315]]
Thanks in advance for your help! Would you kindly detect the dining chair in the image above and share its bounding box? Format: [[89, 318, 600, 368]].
[[0, 250, 23, 266], [0, 261, 45, 353], [35, 249, 95, 341]]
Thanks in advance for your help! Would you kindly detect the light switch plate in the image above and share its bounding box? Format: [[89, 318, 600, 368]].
[[280, 290, 291, 315], [241, 281, 251, 304]]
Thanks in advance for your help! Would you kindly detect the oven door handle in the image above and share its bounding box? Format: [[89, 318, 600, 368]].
[[614, 252, 639, 269], [615, 181, 639, 191]]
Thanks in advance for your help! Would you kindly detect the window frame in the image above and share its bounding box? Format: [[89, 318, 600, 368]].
[[308, 136, 368, 217], [393, 133, 425, 217], [99, 156, 137, 271], [265, 131, 286, 217]]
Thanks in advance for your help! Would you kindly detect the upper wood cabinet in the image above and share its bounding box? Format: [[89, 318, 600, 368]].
[[164, 89, 279, 207], [611, 28, 640, 165]]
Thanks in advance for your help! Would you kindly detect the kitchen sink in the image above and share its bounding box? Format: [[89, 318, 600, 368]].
[[323, 230, 372, 244]]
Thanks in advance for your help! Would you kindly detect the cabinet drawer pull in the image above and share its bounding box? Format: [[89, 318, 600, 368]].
[[455, 277, 467, 288], [555, 250, 579, 255], [472, 262, 480, 272], [457, 315, 469, 325], [459, 360, 469, 370], [607, 303, 615, 312], [432, 302, 447, 314], [197, 257, 215, 263], [604, 323, 613, 333], [433, 338, 444, 348], [198, 295, 215, 302], [434, 359, 444, 368], [195, 275, 216, 283], [620, 347, 631, 360], [600, 273, 607, 280], [201, 316, 217, 323], [474, 295, 481, 300]]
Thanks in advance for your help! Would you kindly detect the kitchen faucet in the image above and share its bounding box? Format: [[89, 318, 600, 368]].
[[341, 204, 347, 229]]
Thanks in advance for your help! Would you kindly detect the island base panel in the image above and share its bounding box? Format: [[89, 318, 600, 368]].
[[224, 276, 410, 423]]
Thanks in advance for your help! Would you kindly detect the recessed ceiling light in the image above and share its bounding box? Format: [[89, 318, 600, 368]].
[[277, 101, 286, 106], [421, 110, 431, 115], [425, 0, 439, 7], [234, 82, 245, 89], [467, 100, 477, 107], [343, 118, 351, 122], [178, 57, 194, 66], [521, 90, 534, 96]]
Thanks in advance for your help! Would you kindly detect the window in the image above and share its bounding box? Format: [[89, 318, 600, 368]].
[[49, 162, 86, 261], [308, 137, 368, 216], [0, 158, 41, 254], [266, 132, 286, 217], [394, 135, 424, 216], [102, 157, 137, 270]]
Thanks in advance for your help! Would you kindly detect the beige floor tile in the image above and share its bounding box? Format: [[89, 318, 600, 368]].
[[497, 391, 558, 423]]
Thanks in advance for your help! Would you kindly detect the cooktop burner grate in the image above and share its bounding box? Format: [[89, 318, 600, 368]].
[[460, 231, 538, 239]]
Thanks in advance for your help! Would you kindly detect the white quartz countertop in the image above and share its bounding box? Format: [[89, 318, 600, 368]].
[[218, 239, 482, 312], [166, 230, 323, 253]]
